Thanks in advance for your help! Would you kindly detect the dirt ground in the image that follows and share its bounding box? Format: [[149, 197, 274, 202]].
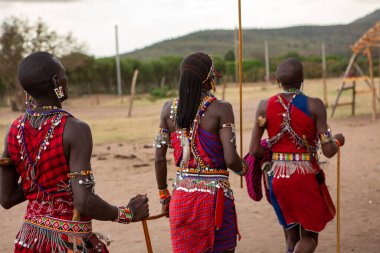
[[0, 81, 379, 252]]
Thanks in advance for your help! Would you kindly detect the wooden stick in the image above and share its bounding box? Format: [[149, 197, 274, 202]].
[[237, 0, 244, 188], [146, 212, 168, 221], [128, 69, 139, 117], [336, 144, 341, 253], [322, 42, 328, 107], [142, 220, 153, 253], [366, 48, 377, 121]]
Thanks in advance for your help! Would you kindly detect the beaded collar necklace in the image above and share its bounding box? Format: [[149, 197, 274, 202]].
[[25, 106, 68, 130], [281, 87, 300, 94], [17, 110, 66, 193]]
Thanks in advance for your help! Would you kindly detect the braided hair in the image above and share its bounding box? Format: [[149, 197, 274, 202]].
[[176, 52, 212, 129]]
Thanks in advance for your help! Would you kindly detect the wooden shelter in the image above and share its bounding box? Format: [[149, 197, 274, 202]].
[[331, 21, 380, 120]]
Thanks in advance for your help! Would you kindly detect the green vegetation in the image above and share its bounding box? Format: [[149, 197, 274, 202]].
[[0, 10, 379, 107]]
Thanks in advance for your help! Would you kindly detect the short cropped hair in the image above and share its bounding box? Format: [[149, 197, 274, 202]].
[[17, 52, 62, 99], [276, 58, 304, 88]]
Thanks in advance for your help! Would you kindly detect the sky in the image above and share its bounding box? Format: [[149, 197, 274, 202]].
[[0, 0, 379, 57]]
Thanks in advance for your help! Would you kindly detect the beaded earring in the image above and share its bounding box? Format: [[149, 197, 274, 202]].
[[25, 92, 36, 109], [54, 86, 64, 99]]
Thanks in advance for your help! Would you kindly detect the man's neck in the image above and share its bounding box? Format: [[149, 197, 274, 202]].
[[33, 98, 62, 109]]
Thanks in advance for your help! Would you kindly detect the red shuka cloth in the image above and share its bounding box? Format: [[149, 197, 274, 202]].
[[266, 94, 334, 232]]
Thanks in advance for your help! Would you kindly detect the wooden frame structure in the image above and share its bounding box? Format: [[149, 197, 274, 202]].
[[331, 21, 380, 121]]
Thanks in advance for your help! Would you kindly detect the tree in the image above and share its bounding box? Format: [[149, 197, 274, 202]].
[[0, 16, 85, 110], [224, 50, 235, 62]]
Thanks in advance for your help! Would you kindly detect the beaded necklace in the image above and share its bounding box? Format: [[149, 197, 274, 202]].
[[176, 92, 216, 172], [25, 107, 67, 130], [267, 91, 317, 153], [17, 111, 65, 192], [281, 87, 300, 94]]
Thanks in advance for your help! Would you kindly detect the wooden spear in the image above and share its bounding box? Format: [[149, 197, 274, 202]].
[[336, 143, 341, 253], [237, 0, 244, 188]]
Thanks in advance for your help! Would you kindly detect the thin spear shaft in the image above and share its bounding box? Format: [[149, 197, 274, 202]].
[[237, 0, 243, 188], [336, 145, 341, 253]]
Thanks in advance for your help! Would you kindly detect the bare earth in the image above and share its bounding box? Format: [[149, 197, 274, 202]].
[[0, 81, 380, 252]]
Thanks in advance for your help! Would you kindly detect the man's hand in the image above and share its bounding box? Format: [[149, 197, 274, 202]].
[[127, 194, 149, 222], [333, 133, 345, 147], [161, 196, 170, 218]]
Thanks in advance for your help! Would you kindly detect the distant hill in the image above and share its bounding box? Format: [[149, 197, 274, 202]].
[[121, 9, 380, 60]]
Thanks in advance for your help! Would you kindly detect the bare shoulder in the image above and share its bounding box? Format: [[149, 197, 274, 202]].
[[307, 96, 326, 114], [161, 99, 173, 119], [65, 117, 91, 132], [64, 117, 92, 142], [211, 99, 233, 113]]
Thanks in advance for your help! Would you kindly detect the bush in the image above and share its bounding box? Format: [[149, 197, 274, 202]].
[[149, 86, 177, 101]]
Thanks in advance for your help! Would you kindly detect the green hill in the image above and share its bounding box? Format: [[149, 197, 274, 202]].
[[121, 9, 380, 60]]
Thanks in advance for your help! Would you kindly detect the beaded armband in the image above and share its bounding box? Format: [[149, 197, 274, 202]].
[[153, 128, 171, 148], [68, 170, 96, 193], [221, 123, 236, 145], [67, 170, 93, 178], [319, 129, 333, 145], [234, 160, 248, 176], [114, 206, 133, 224]]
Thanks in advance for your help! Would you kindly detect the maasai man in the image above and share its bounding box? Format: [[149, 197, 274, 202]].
[[154, 52, 247, 253], [0, 52, 149, 252], [249, 58, 345, 253]]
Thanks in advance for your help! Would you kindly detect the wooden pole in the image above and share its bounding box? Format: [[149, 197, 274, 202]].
[[234, 27, 239, 84], [367, 48, 377, 121], [237, 0, 243, 188], [265, 40, 270, 83], [128, 69, 139, 117], [336, 144, 341, 253], [322, 42, 328, 107], [115, 25, 122, 96], [160, 77, 166, 89], [378, 49, 380, 96]]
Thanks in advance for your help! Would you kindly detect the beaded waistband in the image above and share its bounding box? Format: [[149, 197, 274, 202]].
[[174, 172, 233, 198], [24, 216, 92, 234], [176, 167, 229, 177], [272, 152, 311, 161]]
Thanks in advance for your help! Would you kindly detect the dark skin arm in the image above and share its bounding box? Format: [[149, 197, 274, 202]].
[[309, 97, 345, 158], [0, 127, 26, 209], [155, 100, 172, 215], [64, 117, 149, 222], [249, 100, 268, 158], [217, 101, 244, 173], [155, 101, 172, 191]]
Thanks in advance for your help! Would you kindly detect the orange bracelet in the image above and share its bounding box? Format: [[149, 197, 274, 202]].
[[159, 188, 170, 199]]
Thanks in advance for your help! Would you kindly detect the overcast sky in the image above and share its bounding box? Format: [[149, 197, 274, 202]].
[[0, 0, 378, 57]]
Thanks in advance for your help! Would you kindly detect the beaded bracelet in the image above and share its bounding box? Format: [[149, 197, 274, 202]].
[[114, 206, 133, 224], [159, 188, 171, 204], [234, 160, 248, 176], [319, 129, 333, 145]]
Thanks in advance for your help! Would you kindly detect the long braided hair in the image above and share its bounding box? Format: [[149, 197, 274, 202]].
[[176, 52, 212, 129]]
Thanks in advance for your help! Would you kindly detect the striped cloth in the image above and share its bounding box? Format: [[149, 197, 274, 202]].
[[170, 190, 237, 253]]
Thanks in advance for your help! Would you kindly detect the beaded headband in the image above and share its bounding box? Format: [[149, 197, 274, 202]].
[[202, 54, 222, 84]]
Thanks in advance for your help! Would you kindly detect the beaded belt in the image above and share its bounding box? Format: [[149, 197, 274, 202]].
[[176, 167, 229, 177], [272, 152, 311, 161], [24, 216, 92, 234]]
